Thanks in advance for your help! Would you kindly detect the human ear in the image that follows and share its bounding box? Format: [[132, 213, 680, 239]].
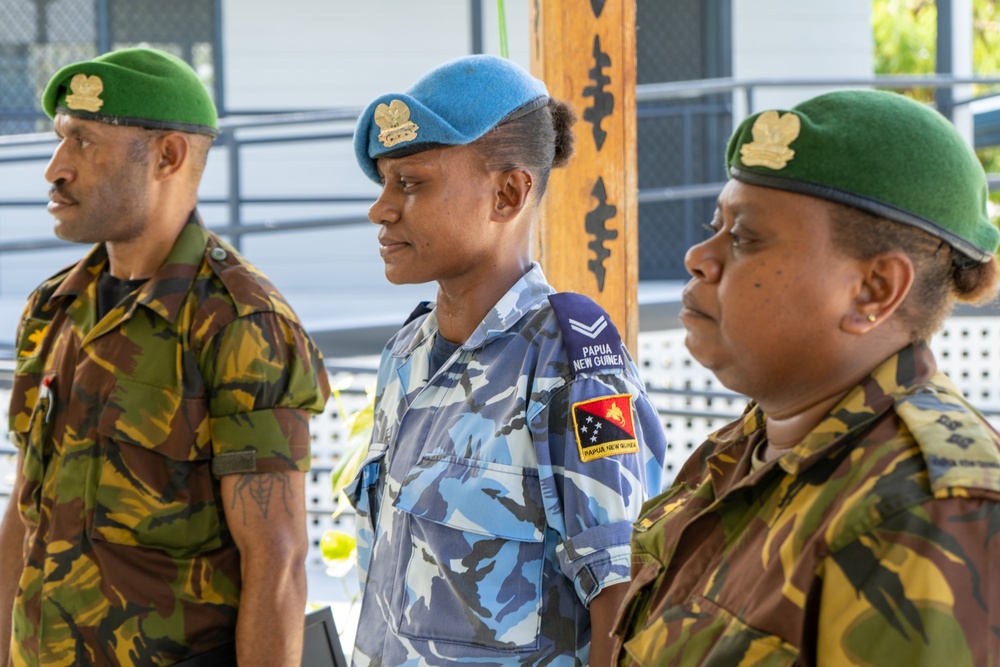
[[153, 133, 189, 180], [840, 250, 915, 335], [492, 169, 533, 222]]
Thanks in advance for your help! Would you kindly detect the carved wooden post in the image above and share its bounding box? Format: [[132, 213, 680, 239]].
[[530, 0, 639, 351]]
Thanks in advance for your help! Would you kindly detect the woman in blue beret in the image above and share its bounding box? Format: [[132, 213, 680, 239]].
[[612, 89, 1000, 666], [346, 55, 668, 667]]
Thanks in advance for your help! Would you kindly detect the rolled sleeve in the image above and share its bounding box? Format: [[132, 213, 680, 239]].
[[532, 374, 659, 605], [201, 311, 330, 473]]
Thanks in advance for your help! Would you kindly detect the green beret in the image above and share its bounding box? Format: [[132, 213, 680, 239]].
[[727, 89, 999, 263], [42, 47, 218, 138]]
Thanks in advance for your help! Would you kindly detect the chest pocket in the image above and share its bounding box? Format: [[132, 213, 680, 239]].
[[621, 595, 800, 666], [345, 443, 387, 580], [91, 378, 219, 556], [391, 455, 547, 652], [9, 367, 56, 526]]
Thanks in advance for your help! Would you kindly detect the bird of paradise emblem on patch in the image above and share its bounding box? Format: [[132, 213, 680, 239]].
[[66, 73, 105, 113], [740, 110, 800, 170], [375, 99, 419, 148], [572, 394, 638, 462]]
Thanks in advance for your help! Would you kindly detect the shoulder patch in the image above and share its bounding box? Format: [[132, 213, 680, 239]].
[[548, 292, 625, 376], [572, 394, 639, 462], [895, 386, 1000, 494]]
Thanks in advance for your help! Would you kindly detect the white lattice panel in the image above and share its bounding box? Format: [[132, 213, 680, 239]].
[[0, 318, 997, 568], [931, 317, 1000, 411]]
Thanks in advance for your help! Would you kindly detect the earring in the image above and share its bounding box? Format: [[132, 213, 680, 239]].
[[867, 314, 876, 323]]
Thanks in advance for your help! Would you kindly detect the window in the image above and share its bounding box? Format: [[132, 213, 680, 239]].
[[0, 0, 221, 134]]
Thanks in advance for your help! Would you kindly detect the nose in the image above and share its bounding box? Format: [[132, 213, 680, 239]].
[[684, 236, 723, 283], [44, 139, 74, 185], [368, 187, 400, 226]]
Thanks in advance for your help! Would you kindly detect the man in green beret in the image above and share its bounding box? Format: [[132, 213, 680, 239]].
[[612, 89, 1000, 666], [0, 47, 330, 667]]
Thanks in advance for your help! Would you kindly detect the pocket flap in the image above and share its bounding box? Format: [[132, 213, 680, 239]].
[[97, 378, 210, 461], [395, 455, 545, 542]]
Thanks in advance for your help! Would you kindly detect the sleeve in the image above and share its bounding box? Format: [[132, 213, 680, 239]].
[[815, 495, 1000, 666], [530, 370, 668, 606], [199, 311, 331, 475]]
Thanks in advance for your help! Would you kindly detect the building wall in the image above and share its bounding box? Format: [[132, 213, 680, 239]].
[[732, 0, 873, 115], [0, 1, 533, 341]]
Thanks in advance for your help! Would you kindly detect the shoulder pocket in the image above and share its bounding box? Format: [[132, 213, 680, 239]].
[[91, 378, 219, 556], [392, 455, 546, 651]]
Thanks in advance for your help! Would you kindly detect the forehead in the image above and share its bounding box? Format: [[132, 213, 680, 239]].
[[53, 113, 135, 141], [719, 179, 831, 221], [375, 144, 480, 175]]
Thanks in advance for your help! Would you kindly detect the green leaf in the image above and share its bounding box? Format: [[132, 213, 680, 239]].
[[320, 530, 357, 562]]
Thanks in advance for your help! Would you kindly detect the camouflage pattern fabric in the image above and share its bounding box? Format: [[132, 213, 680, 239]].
[[613, 343, 1000, 667], [7, 213, 330, 667], [347, 264, 668, 666]]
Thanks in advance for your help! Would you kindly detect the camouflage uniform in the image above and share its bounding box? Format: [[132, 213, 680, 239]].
[[613, 343, 1000, 667], [8, 214, 330, 666], [347, 264, 667, 666]]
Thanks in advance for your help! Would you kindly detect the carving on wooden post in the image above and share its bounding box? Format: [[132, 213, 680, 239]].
[[582, 35, 613, 152], [531, 0, 638, 350], [586, 177, 618, 291]]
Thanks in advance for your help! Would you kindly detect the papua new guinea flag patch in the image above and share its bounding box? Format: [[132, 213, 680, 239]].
[[572, 394, 639, 462]]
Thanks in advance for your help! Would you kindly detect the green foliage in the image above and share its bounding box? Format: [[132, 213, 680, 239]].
[[873, 0, 937, 100], [874, 0, 1000, 206], [321, 384, 375, 580]]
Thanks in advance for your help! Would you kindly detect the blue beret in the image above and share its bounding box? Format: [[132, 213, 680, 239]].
[[354, 55, 549, 183]]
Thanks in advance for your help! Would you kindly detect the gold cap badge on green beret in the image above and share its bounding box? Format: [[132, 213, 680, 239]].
[[727, 89, 1000, 263], [65, 74, 104, 113], [375, 99, 419, 148], [42, 47, 219, 138], [740, 110, 800, 170]]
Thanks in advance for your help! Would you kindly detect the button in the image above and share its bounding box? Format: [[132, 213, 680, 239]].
[[209, 247, 228, 261]]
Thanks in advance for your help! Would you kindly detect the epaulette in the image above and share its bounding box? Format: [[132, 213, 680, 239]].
[[204, 236, 291, 320], [895, 385, 1000, 494], [548, 292, 625, 376], [403, 301, 433, 326]]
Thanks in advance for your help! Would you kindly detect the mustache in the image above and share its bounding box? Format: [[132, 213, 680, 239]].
[[49, 184, 78, 205]]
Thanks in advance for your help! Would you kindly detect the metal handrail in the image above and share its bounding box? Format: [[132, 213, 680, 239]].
[[4, 74, 1000, 257]]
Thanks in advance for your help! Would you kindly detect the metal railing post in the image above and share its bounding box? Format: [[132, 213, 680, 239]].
[[224, 129, 242, 251]]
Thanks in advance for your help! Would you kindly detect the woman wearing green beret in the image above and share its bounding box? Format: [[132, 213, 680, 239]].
[[611, 89, 1000, 666]]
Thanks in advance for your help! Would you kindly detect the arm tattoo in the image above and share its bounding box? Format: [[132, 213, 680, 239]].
[[231, 472, 293, 525]]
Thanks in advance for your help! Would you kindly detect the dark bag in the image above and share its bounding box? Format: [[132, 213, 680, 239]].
[[171, 607, 346, 667]]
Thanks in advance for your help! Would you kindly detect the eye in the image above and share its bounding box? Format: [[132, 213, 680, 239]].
[[75, 135, 92, 149]]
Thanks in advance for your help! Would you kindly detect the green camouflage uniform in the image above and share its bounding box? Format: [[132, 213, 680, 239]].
[[613, 343, 1000, 666], [7, 214, 330, 666]]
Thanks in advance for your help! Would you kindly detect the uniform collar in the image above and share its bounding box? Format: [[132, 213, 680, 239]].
[[705, 343, 939, 487], [391, 262, 554, 357], [50, 211, 210, 325]]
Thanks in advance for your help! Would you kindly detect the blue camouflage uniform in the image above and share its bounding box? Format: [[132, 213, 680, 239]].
[[347, 264, 668, 666]]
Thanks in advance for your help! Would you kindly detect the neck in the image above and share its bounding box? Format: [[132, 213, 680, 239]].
[[435, 259, 531, 343], [106, 210, 191, 279], [760, 339, 910, 451]]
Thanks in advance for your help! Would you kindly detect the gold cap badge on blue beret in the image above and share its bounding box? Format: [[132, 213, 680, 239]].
[[375, 100, 419, 148], [66, 74, 104, 113], [354, 54, 550, 183], [739, 110, 800, 170]]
